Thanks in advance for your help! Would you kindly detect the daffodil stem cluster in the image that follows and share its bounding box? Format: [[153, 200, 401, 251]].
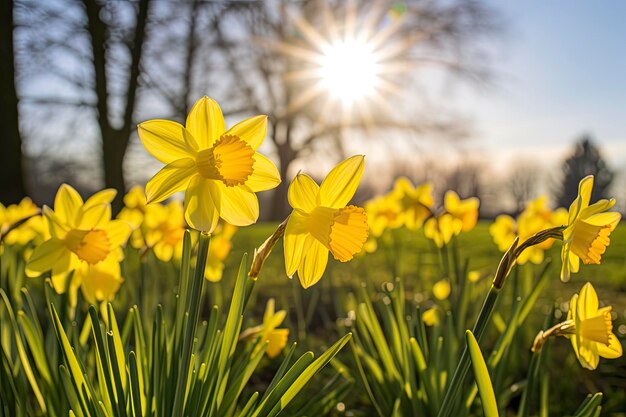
[[438, 225, 566, 417], [172, 232, 211, 416]]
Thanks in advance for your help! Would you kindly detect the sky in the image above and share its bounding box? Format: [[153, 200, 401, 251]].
[[458, 0, 626, 173]]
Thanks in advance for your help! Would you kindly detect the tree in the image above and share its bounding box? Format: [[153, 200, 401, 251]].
[[557, 135, 614, 208], [16, 0, 151, 211], [505, 160, 541, 214], [0, 0, 27, 203], [207, 0, 499, 219]]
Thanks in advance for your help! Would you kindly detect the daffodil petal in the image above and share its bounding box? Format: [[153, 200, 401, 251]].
[[26, 239, 71, 277], [54, 184, 83, 226], [106, 220, 132, 248], [215, 183, 259, 226], [186, 96, 226, 149], [568, 175, 594, 223], [444, 190, 460, 212], [245, 153, 281, 192], [569, 251, 580, 274], [579, 198, 616, 219], [560, 242, 571, 282], [284, 211, 310, 277], [319, 155, 365, 208], [146, 158, 196, 203], [138, 120, 196, 163], [80, 255, 123, 304], [184, 176, 219, 233], [297, 236, 329, 288], [597, 333, 623, 359], [223, 115, 267, 150], [288, 173, 319, 213], [77, 204, 112, 230], [84, 189, 117, 209], [577, 282, 598, 321], [585, 211, 621, 229]]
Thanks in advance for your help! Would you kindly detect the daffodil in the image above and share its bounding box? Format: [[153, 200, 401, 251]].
[[490, 196, 569, 265], [138, 96, 281, 233], [532, 282, 622, 370], [117, 186, 149, 249], [240, 299, 289, 358], [560, 176, 621, 282], [489, 215, 516, 252], [422, 307, 441, 326], [423, 213, 455, 248], [392, 177, 434, 230], [432, 279, 451, 300], [365, 194, 402, 237], [284, 156, 369, 288], [205, 223, 237, 282], [444, 191, 479, 234], [567, 282, 622, 369], [26, 184, 131, 306], [0, 197, 39, 238]]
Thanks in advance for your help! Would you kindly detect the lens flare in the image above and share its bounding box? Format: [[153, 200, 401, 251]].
[[320, 39, 379, 103]]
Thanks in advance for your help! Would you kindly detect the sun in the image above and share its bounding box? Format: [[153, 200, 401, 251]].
[[269, 2, 413, 123], [320, 39, 380, 103]]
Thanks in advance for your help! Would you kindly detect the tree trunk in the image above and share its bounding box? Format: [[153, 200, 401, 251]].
[[0, 0, 26, 203], [84, 0, 149, 212]]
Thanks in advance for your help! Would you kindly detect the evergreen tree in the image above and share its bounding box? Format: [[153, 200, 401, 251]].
[[557, 135, 614, 208]]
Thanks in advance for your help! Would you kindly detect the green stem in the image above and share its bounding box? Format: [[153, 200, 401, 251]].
[[437, 285, 500, 417], [171, 232, 211, 417]]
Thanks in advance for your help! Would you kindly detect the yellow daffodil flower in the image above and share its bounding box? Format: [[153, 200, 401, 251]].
[[284, 156, 369, 288], [118, 186, 186, 260], [433, 279, 451, 300], [489, 214, 516, 253], [365, 194, 402, 237], [26, 184, 131, 306], [240, 299, 289, 358], [467, 270, 482, 283], [423, 213, 455, 248], [422, 307, 441, 326], [118, 186, 149, 249], [147, 202, 186, 262], [0, 197, 39, 237], [392, 177, 434, 230], [444, 191, 479, 234], [561, 176, 621, 282], [205, 223, 237, 282], [567, 282, 622, 369], [138, 96, 281, 233], [490, 196, 570, 265]]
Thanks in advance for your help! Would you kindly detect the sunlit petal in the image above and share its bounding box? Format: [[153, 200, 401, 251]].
[[186, 96, 226, 149], [184, 176, 219, 233], [245, 153, 281, 192], [284, 211, 310, 277], [215, 184, 259, 226], [145, 158, 196, 203], [26, 239, 71, 277], [288, 173, 319, 213], [318, 155, 365, 208], [54, 184, 83, 226], [297, 236, 329, 288], [138, 120, 196, 163], [223, 115, 267, 150]]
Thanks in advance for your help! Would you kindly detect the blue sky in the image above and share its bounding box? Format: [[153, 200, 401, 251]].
[[462, 0, 626, 171]]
